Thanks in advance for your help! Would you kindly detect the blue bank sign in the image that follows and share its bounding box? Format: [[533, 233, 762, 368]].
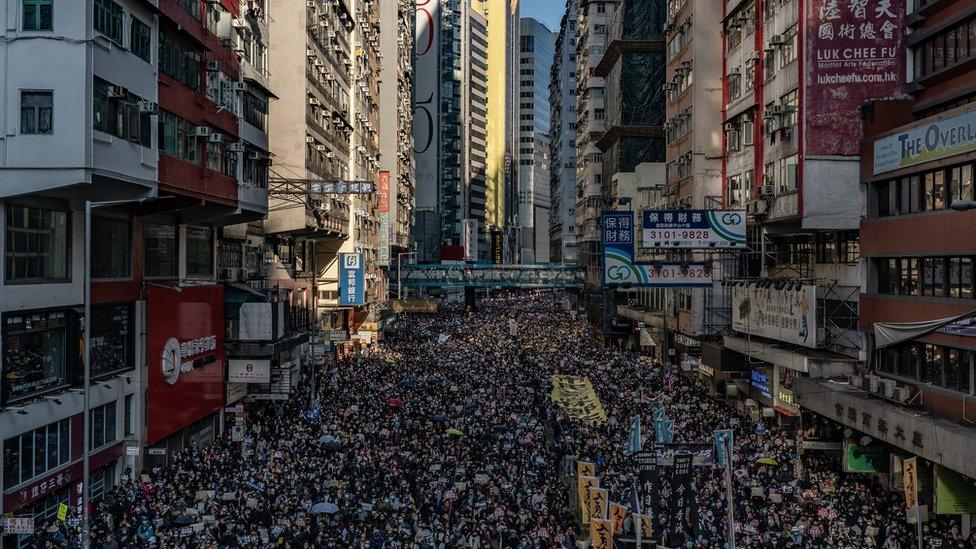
[[339, 253, 364, 306]]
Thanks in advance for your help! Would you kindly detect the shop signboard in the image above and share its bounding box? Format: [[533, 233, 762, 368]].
[[491, 229, 503, 264], [339, 253, 365, 306], [875, 109, 976, 175], [843, 443, 890, 473], [125, 445, 140, 456], [329, 330, 349, 342], [378, 171, 391, 266], [226, 382, 248, 405], [3, 517, 35, 535], [147, 285, 224, 444], [731, 282, 819, 348], [751, 370, 772, 399], [641, 210, 746, 248], [776, 387, 800, 415], [603, 211, 713, 287], [935, 465, 976, 515], [227, 359, 272, 384], [806, 0, 906, 158], [309, 180, 376, 194]]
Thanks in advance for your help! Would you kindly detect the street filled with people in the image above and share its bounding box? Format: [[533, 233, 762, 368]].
[[23, 292, 974, 547]]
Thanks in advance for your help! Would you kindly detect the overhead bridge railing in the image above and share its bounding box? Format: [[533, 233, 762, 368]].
[[396, 264, 585, 289]]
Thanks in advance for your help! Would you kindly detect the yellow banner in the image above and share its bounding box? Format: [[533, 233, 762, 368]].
[[578, 476, 598, 524], [904, 457, 918, 509], [577, 461, 596, 479], [551, 375, 607, 425], [589, 518, 614, 549], [588, 486, 609, 520], [609, 502, 628, 535], [636, 514, 654, 538]]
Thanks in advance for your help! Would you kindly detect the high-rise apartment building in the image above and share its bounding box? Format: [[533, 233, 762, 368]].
[[379, 0, 416, 269], [548, 0, 579, 264], [466, 9, 490, 259], [268, 0, 382, 337], [719, 0, 907, 420], [518, 18, 555, 264]]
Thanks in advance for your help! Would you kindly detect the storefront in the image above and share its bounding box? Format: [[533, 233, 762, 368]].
[[145, 285, 225, 464], [2, 308, 80, 405]]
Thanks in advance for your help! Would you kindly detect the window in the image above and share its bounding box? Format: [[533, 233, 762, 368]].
[[878, 255, 976, 299], [3, 419, 71, 489], [924, 344, 944, 385], [743, 118, 754, 145], [159, 31, 201, 90], [781, 90, 798, 129], [779, 30, 798, 68], [20, 91, 52, 134], [2, 310, 69, 404], [23, 0, 53, 31], [159, 110, 199, 164], [89, 402, 117, 451], [727, 174, 744, 206], [91, 217, 130, 278], [144, 223, 177, 278], [779, 154, 798, 192], [917, 15, 976, 78], [186, 226, 213, 278], [243, 92, 268, 131], [91, 303, 134, 378], [93, 79, 151, 147], [177, 0, 200, 20], [131, 17, 152, 63], [728, 72, 742, 102], [124, 394, 134, 436], [5, 204, 69, 282], [94, 0, 124, 44]]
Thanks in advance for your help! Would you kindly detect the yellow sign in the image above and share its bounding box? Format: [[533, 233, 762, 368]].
[[57, 503, 68, 521], [589, 518, 614, 549], [609, 502, 628, 535], [578, 476, 598, 524], [636, 514, 654, 538], [904, 457, 919, 509], [577, 461, 595, 479], [551, 375, 607, 425], [588, 486, 608, 520]]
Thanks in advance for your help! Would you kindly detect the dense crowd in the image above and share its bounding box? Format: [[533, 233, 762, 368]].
[[21, 292, 973, 547]]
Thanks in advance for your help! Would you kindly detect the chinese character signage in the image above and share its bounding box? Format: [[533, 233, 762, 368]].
[[641, 210, 746, 248], [309, 180, 376, 194], [875, 108, 976, 175], [339, 253, 365, 306], [732, 282, 820, 348], [805, 0, 906, 156], [602, 211, 713, 287], [904, 457, 918, 509], [751, 370, 772, 399], [378, 171, 391, 266]]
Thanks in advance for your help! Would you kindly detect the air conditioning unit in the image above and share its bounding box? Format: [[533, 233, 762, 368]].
[[306, 136, 315, 143], [865, 374, 881, 394], [769, 34, 786, 46], [309, 97, 321, 106], [315, 144, 327, 151], [227, 142, 245, 153], [314, 58, 325, 66], [325, 152, 335, 159], [208, 133, 225, 143], [882, 379, 898, 399], [765, 105, 784, 116], [192, 126, 212, 137], [231, 82, 247, 92], [107, 85, 126, 99], [893, 386, 913, 404], [247, 151, 263, 160], [231, 18, 247, 29], [222, 267, 241, 281], [137, 100, 159, 115], [759, 182, 774, 197], [206, 61, 220, 72]]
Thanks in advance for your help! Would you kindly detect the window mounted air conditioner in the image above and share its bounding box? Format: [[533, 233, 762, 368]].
[[207, 61, 220, 72], [137, 100, 159, 115], [107, 85, 126, 99], [208, 133, 225, 143], [192, 126, 212, 137], [227, 142, 245, 153]]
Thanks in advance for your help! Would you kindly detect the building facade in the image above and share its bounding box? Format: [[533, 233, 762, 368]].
[[548, 0, 579, 264], [518, 18, 555, 264]]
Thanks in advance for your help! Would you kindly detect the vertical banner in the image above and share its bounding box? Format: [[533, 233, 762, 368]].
[[588, 486, 609, 520], [491, 229, 504, 264], [589, 518, 614, 549], [714, 429, 734, 468], [634, 450, 659, 522], [461, 218, 478, 261], [578, 475, 599, 524], [655, 419, 674, 444], [629, 415, 642, 454], [378, 171, 391, 266], [668, 453, 694, 541], [903, 457, 918, 509], [804, 0, 906, 156], [413, 0, 439, 210], [577, 461, 596, 479], [609, 502, 628, 535], [636, 514, 654, 540], [339, 253, 365, 306]]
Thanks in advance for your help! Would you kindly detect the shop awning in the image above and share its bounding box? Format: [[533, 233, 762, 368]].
[[874, 309, 976, 349]]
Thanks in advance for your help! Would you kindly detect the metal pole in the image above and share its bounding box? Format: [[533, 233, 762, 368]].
[[397, 253, 402, 299], [915, 506, 923, 549], [725, 441, 736, 549], [82, 201, 92, 549]]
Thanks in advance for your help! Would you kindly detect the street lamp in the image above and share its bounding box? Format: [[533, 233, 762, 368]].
[[82, 196, 162, 548], [396, 251, 418, 299]]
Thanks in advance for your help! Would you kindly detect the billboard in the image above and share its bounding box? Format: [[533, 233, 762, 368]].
[[339, 253, 365, 306], [804, 0, 906, 156], [147, 285, 224, 444], [227, 359, 271, 384], [731, 282, 819, 348], [603, 211, 713, 287], [641, 210, 746, 248], [413, 0, 440, 210], [491, 229, 503, 264], [875, 108, 976, 175], [378, 171, 391, 266], [936, 465, 976, 515]]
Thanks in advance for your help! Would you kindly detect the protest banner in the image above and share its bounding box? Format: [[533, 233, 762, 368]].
[[588, 486, 609, 520], [551, 375, 608, 425]]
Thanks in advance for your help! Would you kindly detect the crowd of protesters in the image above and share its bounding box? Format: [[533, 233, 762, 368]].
[[19, 292, 973, 548]]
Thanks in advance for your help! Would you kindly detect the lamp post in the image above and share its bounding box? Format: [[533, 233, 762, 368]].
[[396, 251, 418, 299], [82, 196, 160, 548]]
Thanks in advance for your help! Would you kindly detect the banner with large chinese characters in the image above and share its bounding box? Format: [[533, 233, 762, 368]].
[[731, 282, 820, 348], [804, 0, 907, 156], [551, 375, 608, 425]]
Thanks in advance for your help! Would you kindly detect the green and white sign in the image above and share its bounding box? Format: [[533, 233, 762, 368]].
[[874, 108, 976, 175], [843, 444, 889, 474], [935, 465, 976, 515]]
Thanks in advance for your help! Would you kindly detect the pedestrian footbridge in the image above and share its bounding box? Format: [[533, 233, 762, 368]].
[[396, 264, 584, 289]]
